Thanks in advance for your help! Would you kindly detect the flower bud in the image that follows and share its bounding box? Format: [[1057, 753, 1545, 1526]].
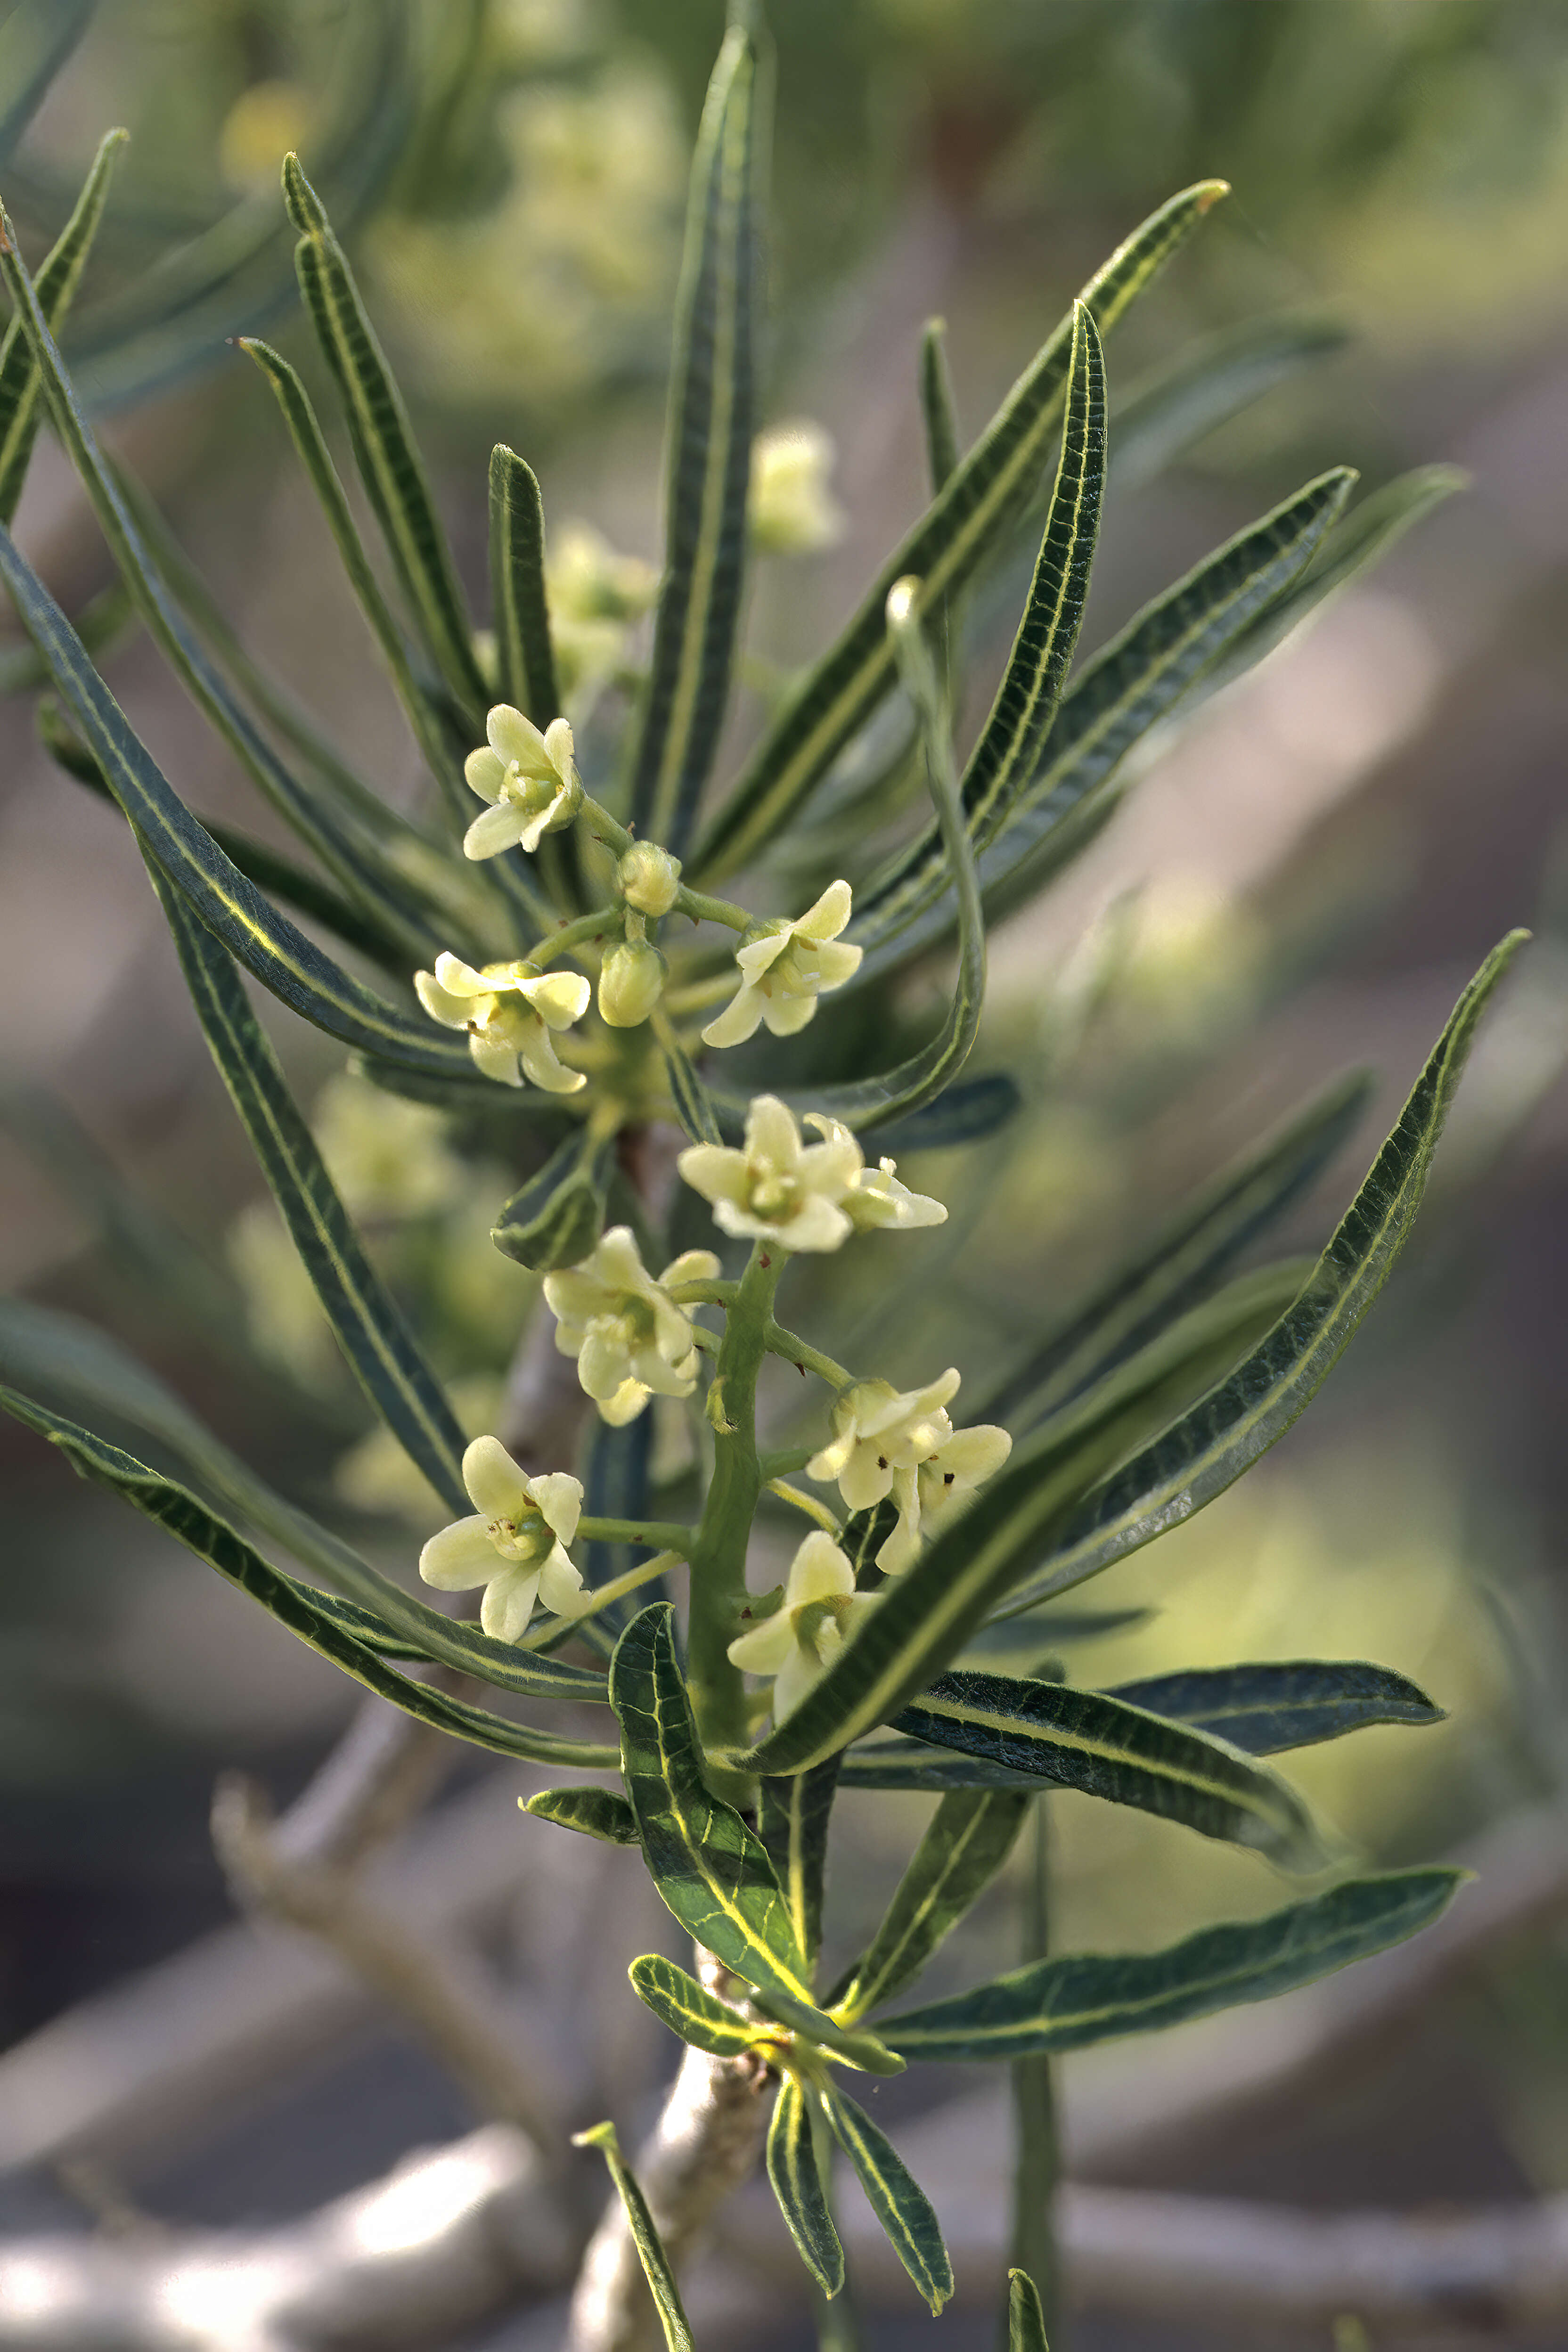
[[617, 841, 683, 918], [598, 938, 668, 1029]]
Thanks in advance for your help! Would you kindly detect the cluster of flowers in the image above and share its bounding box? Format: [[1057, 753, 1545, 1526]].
[[417, 1094, 1010, 1723]]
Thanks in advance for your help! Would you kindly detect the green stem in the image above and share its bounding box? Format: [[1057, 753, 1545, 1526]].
[[528, 905, 619, 966], [577, 1517, 693, 1550], [758, 1444, 815, 1480], [523, 1548, 681, 1651], [579, 791, 633, 857], [1007, 1796, 1060, 2347], [765, 1321, 855, 1389], [685, 1240, 783, 1799], [675, 883, 751, 931]]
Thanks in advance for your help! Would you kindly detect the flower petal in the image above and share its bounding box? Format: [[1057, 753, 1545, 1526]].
[[414, 971, 471, 1029], [519, 1029, 587, 1094], [462, 1434, 532, 1517], [433, 952, 492, 998], [838, 1447, 893, 1511], [746, 1094, 801, 1174], [578, 1326, 632, 1400], [735, 927, 791, 981], [661, 1249, 720, 1290], [530, 1470, 584, 1547], [598, 1379, 650, 1425], [522, 969, 592, 1029], [796, 879, 852, 941], [543, 715, 575, 781], [811, 939, 863, 987], [537, 1541, 588, 1616], [481, 1564, 541, 1643], [701, 986, 765, 1050], [678, 1143, 749, 1207], [772, 1648, 823, 1723], [933, 1424, 1013, 1486], [728, 1611, 797, 1675], [469, 1031, 523, 1086], [760, 992, 818, 1037], [786, 1529, 856, 1607], [488, 702, 554, 775], [464, 801, 529, 861], [776, 1195, 852, 1252], [418, 1515, 498, 1590], [464, 747, 506, 804]]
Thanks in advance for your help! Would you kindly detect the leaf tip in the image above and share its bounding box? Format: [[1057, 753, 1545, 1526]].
[[1196, 178, 1231, 212], [572, 2118, 619, 2154]]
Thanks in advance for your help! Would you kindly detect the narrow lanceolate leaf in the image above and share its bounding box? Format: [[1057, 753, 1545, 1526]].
[[919, 318, 962, 494], [0, 1390, 618, 1766], [155, 878, 469, 1515], [574, 2123, 694, 2352], [489, 444, 561, 724], [1106, 1660, 1443, 1756], [491, 1129, 616, 1273], [1008, 2268, 1050, 2352], [959, 302, 1106, 856], [0, 1299, 606, 1707], [834, 1790, 1029, 2022], [981, 1069, 1371, 1431], [871, 1072, 1021, 1156], [739, 941, 1521, 1780], [0, 0, 96, 169], [840, 1740, 1039, 1793], [818, 2083, 953, 2314], [608, 1605, 903, 2074], [0, 528, 473, 1077], [285, 155, 488, 718], [0, 220, 443, 956], [892, 1673, 1323, 1869], [768, 2075, 844, 2298], [524, 1786, 640, 1844], [656, 1010, 726, 1146], [850, 467, 1353, 966], [629, 21, 765, 855], [0, 127, 125, 525], [629, 1952, 764, 2058], [878, 1868, 1465, 2059], [759, 1754, 843, 1967], [1002, 931, 1527, 1615], [692, 180, 1227, 882]]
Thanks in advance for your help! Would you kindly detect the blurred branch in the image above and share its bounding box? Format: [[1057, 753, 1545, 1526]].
[[210, 1773, 572, 2185]]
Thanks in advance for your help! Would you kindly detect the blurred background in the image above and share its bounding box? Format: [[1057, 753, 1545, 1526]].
[[3, 0, 1568, 2345]]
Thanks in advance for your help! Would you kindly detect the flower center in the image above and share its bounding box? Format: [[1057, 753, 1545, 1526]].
[[748, 1168, 798, 1221], [487, 1504, 546, 1563], [793, 1597, 849, 1663]]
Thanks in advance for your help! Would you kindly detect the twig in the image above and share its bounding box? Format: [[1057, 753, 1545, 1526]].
[[211, 1773, 572, 2182]]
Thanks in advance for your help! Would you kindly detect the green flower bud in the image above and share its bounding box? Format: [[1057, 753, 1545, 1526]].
[[617, 841, 683, 918], [598, 937, 668, 1029]]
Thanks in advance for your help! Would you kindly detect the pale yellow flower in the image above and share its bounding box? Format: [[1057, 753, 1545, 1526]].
[[727, 1531, 879, 1723], [415, 953, 589, 1092], [419, 1436, 587, 1642], [678, 1094, 862, 1253], [544, 1228, 719, 1425], [462, 704, 581, 861], [807, 1369, 1011, 1575], [702, 882, 863, 1049], [808, 1115, 948, 1234], [750, 421, 845, 556]]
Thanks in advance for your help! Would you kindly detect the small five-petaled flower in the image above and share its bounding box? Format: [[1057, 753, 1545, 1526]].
[[678, 1095, 944, 1254], [462, 704, 581, 861], [415, 953, 589, 1091], [702, 881, 863, 1049], [543, 1227, 719, 1424], [419, 1436, 587, 1642], [727, 1530, 879, 1723]]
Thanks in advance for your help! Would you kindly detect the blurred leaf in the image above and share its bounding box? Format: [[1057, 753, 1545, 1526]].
[[878, 1870, 1465, 2059], [153, 874, 470, 1516], [852, 467, 1354, 970], [759, 1753, 842, 1967], [0, 126, 124, 524], [0, 525, 475, 1076], [893, 1672, 1324, 1869], [491, 1129, 615, 1273], [768, 2074, 844, 2298], [0, 1387, 618, 1756], [1008, 2267, 1050, 2352], [630, 17, 766, 857], [0, 0, 95, 169], [609, 1604, 903, 2073], [833, 1790, 1029, 2021], [919, 318, 961, 494], [693, 181, 1226, 882], [629, 1951, 761, 2056], [1002, 931, 1527, 1616], [1111, 312, 1348, 491], [1105, 1660, 1444, 1756], [525, 1786, 640, 1844], [980, 1070, 1370, 1430], [285, 154, 487, 719], [575, 2122, 694, 2352], [658, 1010, 726, 1145], [818, 2082, 953, 2313], [871, 1072, 1021, 1155]]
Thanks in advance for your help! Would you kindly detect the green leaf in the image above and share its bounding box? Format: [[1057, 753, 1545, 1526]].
[[0, 1387, 618, 1765], [629, 18, 766, 857], [768, 2074, 844, 2298], [0, 526, 474, 1077], [608, 1605, 903, 2074], [488, 445, 561, 727], [893, 1673, 1324, 1869], [656, 1009, 726, 1146], [851, 466, 1353, 968], [1105, 1660, 1444, 1756], [525, 1786, 640, 1844], [628, 1952, 762, 2057], [919, 318, 962, 494], [490, 1128, 615, 1273], [1111, 312, 1348, 491], [0, 220, 445, 958], [1008, 2267, 1050, 2352], [1002, 931, 1527, 1616], [818, 2082, 953, 2314], [0, 127, 125, 526], [833, 1790, 1029, 2021], [692, 180, 1226, 882], [839, 1741, 1038, 1793], [573, 2122, 694, 2352], [0, 0, 95, 168], [0, 1296, 607, 1708], [284, 154, 488, 718], [878, 1868, 1465, 2059], [759, 1754, 842, 1967], [154, 875, 469, 1515], [981, 1069, 1370, 1430], [872, 1073, 1021, 1156]]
